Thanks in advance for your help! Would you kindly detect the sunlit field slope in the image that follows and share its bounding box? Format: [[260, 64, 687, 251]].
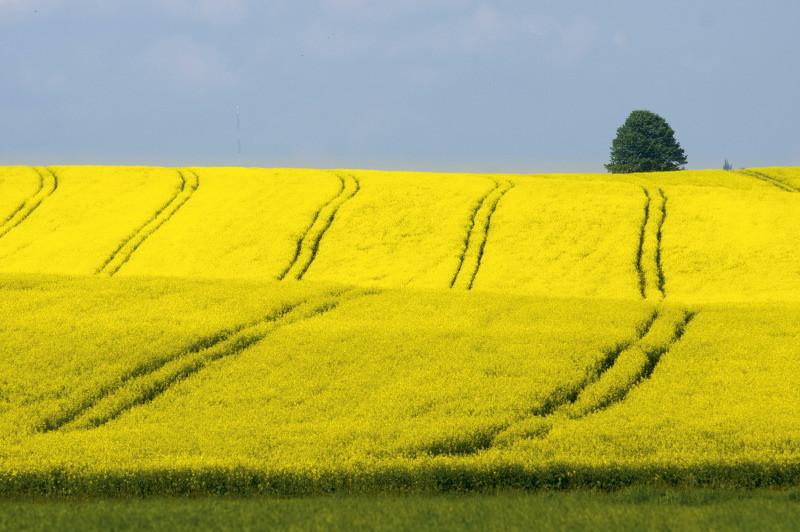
[[0, 165, 797, 301], [0, 166, 181, 275], [118, 168, 342, 280], [0, 165, 798, 495]]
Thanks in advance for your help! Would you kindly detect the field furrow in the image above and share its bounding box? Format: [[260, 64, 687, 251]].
[[564, 308, 695, 418], [492, 307, 695, 446], [634, 188, 651, 298], [450, 179, 514, 289], [449, 178, 500, 287], [745, 167, 800, 190], [0, 167, 58, 241], [737, 169, 798, 192], [279, 173, 360, 281], [482, 309, 660, 448], [655, 188, 667, 296], [737, 168, 800, 192], [636, 187, 667, 300], [415, 309, 661, 456], [40, 288, 369, 432], [96, 169, 199, 276], [33, 296, 306, 433], [425, 183, 675, 454]]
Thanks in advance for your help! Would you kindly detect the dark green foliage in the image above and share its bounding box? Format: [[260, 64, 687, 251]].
[[606, 110, 687, 173], [2, 462, 800, 497]]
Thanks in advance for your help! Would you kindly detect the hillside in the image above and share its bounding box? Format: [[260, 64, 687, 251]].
[[0, 165, 798, 495], [1, 166, 798, 301]]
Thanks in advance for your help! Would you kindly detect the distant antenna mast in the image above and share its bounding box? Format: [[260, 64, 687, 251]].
[[235, 105, 241, 157]]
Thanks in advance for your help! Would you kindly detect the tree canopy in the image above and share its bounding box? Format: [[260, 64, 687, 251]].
[[605, 110, 687, 173]]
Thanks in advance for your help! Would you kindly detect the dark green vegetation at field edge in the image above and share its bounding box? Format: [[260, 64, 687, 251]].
[[1, 489, 798, 532]]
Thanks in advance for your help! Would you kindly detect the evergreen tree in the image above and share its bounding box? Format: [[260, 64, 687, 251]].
[[606, 110, 687, 173]]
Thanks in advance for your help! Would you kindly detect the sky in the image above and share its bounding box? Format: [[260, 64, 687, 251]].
[[1, 0, 798, 172]]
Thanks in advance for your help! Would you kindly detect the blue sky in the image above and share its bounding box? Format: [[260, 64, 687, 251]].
[[1, 0, 798, 172]]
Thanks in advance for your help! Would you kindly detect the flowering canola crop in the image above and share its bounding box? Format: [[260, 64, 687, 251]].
[[0, 165, 798, 495]]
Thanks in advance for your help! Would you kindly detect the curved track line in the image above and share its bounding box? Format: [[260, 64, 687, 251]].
[[634, 187, 651, 298], [636, 187, 667, 300], [0, 167, 58, 241], [0, 202, 29, 229], [466, 180, 514, 289], [737, 169, 797, 192], [411, 309, 662, 456], [655, 188, 668, 296], [422, 184, 678, 456], [278, 175, 345, 280], [450, 178, 514, 290], [449, 179, 499, 288], [564, 309, 694, 418], [417, 307, 696, 456], [0, 169, 43, 230], [531, 309, 660, 417], [279, 173, 360, 281], [38, 288, 372, 432], [34, 298, 305, 432], [96, 169, 199, 276]]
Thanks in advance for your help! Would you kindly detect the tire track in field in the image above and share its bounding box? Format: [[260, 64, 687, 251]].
[[416, 307, 697, 457], [37, 288, 374, 433], [421, 186, 677, 456], [496, 187, 675, 436], [96, 169, 199, 276], [0, 167, 58, 241], [655, 188, 668, 296], [96, 169, 199, 275], [411, 309, 658, 456], [635, 187, 667, 300], [522, 308, 660, 417], [634, 188, 651, 298], [560, 309, 695, 419], [737, 169, 798, 192], [278, 173, 360, 281], [530, 186, 673, 419], [450, 178, 514, 290]]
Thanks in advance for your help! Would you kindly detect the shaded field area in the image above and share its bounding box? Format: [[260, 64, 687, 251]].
[[0, 275, 798, 495], [2, 489, 799, 531]]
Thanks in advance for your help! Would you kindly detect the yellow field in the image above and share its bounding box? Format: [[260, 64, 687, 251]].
[[0, 165, 798, 495]]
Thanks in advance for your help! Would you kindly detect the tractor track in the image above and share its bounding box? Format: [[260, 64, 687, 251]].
[[635, 186, 667, 300], [413, 309, 658, 456], [420, 183, 681, 457], [634, 188, 651, 298], [529, 309, 660, 417], [0, 167, 58, 241], [96, 169, 199, 276], [737, 169, 798, 192], [37, 288, 373, 432], [655, 188, 668, 296], [562, 309, 695, 419], [416, 308, 697, 457], [450, 178, 514, 290], [278, 173, 360, 281]]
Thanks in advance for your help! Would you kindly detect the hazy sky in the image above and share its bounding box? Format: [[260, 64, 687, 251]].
[[1, 0, 798, 172]]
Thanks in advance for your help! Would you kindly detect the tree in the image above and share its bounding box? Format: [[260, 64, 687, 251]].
[[605, 110, 687, 173]]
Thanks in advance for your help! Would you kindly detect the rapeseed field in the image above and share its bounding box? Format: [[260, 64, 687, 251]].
[[0, 165, 798, 496]]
